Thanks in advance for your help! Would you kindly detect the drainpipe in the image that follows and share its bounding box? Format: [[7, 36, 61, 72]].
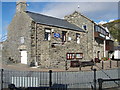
[[93, 24, 95, 60], [104, 40, 106, 57], [35, 23, 38, 66]]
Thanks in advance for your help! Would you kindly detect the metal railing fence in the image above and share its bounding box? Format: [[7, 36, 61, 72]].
[[0, 68, 119, 90]]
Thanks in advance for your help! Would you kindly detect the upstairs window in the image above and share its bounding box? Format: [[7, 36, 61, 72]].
[[82, 25, 87, 30], [44, 29, 51, 41], [98, 27, 101, 32], [95, 25, 101, 32], [76, 33, 80, 44], [20, 37, 25, 44], [95, 25, 98, 32], [62, 31, 67, 42]]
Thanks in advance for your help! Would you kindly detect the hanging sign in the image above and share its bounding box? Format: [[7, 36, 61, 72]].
[[54, 33, 60, 38]]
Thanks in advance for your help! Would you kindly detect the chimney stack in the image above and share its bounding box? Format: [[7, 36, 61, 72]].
[[16, 0, 27, 13]]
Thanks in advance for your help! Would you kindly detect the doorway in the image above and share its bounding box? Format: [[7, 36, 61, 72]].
[[21, 51, 27, 64]]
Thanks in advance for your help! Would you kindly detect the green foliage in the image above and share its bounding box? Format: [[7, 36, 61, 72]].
[[101, 57, 109, 61], [103, 19, 120, 43]]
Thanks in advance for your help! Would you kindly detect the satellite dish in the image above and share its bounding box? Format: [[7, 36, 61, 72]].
[[78, 5, 80, 8]]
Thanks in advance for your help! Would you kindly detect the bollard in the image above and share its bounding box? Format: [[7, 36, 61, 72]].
[[110, 60, 112, 68], [79, 62, 81, 71], [49, 70, 52, 88], [117, 61, 119, 67], [65, 60, 68, 70], [1, 69, 3, 90], [102, 61, 104, 69], [98, 78, 103, 90], [93, 69, 96, 90]]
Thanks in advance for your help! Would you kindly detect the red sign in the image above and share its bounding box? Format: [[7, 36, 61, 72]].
[[66, 53, 83, 60]]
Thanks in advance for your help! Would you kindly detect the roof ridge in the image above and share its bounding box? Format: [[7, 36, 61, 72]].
[[26, 11, 67, 21], [25, 11, 84, 32]]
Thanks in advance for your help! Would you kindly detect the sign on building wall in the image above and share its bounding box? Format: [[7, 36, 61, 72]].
[[66, 53, 83, 60], [54, 33, 60, 38], [76, 53, 83, 59]]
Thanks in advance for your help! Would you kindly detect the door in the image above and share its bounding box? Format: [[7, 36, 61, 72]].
[[21, 51, 27, 64]]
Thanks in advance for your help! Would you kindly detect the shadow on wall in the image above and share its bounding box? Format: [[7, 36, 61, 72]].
[[52, 83, 67, 89], [23, 84, 67, 90]]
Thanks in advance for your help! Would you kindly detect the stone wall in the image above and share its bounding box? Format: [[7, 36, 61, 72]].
[[6, 11, 32, 64], [31, 23, 87, 69], [93, 39, 104, 59], [5, 10, 105, 69], [64, 11, 94, 60], [64, 11, 105, 60]]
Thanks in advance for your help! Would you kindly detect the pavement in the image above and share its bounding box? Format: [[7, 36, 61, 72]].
[[0, 60, 119, 72]]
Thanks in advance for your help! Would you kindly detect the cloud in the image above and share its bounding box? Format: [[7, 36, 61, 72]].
[[98, 21, 107, 24], [1, 0, 120, 2], [39, 2, 118, 22], [109, 19, 114, 22]]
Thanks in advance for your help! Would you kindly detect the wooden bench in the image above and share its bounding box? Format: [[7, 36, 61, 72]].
[[79, 60, 95, 70]]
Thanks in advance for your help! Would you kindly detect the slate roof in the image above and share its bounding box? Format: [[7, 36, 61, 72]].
[[26, 11, 84, 32]]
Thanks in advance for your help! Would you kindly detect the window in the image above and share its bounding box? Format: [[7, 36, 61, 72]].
[[95, 25, 98, 32], [76, 33, 80, 44], [82, 25, 87, 30], [20, 37, 25, 44], [62, 31, 67, 42], [98, 27, 101, 32], [44, 29, 51, 41]]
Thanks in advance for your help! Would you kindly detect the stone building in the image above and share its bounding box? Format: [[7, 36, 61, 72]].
[[65, 12, 111, 61], [3, 1, 111, 69]]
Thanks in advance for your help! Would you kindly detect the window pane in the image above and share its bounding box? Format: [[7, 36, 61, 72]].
[[44, 29, 51, 41], [20, 37, 24, 44], [62, 31, 67, 42], [45, 33, 48, 40], [76, 33, 80, 44]]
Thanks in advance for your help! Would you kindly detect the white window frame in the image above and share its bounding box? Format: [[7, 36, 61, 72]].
[[82, 25, 87, 30], [76, 33, 80, 44], [44, 29, 51, 41], [20, 37, 25, 44]]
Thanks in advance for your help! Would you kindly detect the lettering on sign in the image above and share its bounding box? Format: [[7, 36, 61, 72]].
[[66, 53, 83, 60], [54, 33, 60, 38]]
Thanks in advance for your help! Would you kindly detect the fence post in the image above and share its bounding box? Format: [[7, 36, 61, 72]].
[[93, 69, 96, 90], [65, 60, 68, 70], [79, 62, 81, 71], [102, 61, 104, 69], [1, 69, 4, 90], [49, 70, 52, 88], [98, 78, 103, 90]]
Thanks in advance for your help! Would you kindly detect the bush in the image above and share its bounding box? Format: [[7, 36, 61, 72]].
[[101, 57, 109, 61]]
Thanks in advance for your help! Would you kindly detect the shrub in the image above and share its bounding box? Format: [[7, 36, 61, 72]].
[[101, 57, 109, 61]]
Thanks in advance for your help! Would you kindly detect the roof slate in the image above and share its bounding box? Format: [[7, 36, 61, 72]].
[[26, 11, 84, 32]]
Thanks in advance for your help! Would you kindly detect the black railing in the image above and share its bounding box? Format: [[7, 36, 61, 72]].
[[0, 68, 119, 90], [98, 78, 120, 90]]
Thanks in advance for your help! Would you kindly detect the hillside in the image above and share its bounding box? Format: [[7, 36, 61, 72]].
[[103, 19, 120, 43]]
